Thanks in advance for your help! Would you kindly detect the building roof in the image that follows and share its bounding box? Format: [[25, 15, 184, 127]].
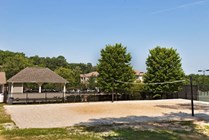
[[0, 72, 6, 84], [80, 71, 144, 78], [80, 71, 99, 78], [7, 67, 69, 83], [134, 70, 144, 76]]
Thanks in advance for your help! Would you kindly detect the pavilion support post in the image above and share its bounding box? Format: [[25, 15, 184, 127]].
[[21, 83, 24, 93], [11, 83, 14, 97], [63, 84, 66, 102], [38, 83, 43, 93], [2, 85, 4, 93]]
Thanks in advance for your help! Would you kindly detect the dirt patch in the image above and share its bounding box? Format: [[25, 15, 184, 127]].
[[69, 102, 166, 116], [0, 136, 5, 140]]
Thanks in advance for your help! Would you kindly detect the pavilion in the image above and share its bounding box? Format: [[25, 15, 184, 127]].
[[7, 67, 69, 103]]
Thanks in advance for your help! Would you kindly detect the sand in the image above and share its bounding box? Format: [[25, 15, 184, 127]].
[[4, 99, 209, 128]]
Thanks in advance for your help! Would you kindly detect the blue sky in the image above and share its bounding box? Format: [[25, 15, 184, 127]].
[[0, 0, 209, 74]]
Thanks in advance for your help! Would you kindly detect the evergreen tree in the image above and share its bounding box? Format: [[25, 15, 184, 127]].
[[144, 46, 185, 99], [97, 43, 135, 93]]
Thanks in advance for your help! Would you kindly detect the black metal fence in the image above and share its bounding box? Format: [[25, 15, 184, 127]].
[[6, 92, 143, 104], [4, 84, 200, 104], [7, 92, 65, 104], [178, 85, 198, 100]]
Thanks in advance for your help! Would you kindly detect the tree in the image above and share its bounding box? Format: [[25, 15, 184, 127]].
[[2, 54, 32, 78], [29, 55, 46, 67], [88, 76, 97, 90], [55, 67, 80, 89], [0, 50, 97, 82], [128, 80, 145, 100], [144, 46, 185, 99], [29, 55, 68, 70], [68, 63, 96, 74], [0, 50, 19, 66], [186, 74, 209, 91], [97, 43, 135, 93]]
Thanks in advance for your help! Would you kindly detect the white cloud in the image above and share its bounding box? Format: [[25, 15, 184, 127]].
[[152, 0, 207, 14]]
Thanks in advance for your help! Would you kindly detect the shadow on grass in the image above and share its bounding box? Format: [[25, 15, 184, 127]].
[[79, 120, 209, 140], [155, 103, 209, 123], [155, 103, 209, 112], [103, 128, 182, 140], [77, 112, 209, 126], [76, 112, 209, 140]]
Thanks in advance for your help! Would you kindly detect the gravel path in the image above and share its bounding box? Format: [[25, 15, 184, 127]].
[[4, 99, 209, 128]]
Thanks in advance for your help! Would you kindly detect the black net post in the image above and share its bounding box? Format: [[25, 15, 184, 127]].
[[190, 75, 194, 117]]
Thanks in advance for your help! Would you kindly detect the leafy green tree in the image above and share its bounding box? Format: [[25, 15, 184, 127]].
[[144, 46, 185, 99], [129, 81, 144, 93], [0, 50, 96, 82], [55, 67, 80, 88], [68, 63, 96, 74], [88, 76, 97, 90], [186, 74, 209, 91], [128, 80, 145, 100], [29, 55, 68, 70], [29, 55, 46, 67], [2, 54, 32, 78], [0, 50, 18, 65], [97, 43, 135, 93]]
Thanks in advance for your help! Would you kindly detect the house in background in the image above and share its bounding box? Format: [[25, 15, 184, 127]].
[[0, 72, 6, 93], [134, 70, 144, 82], [80, 71, 99, 84], [80, 70, 144, 83]]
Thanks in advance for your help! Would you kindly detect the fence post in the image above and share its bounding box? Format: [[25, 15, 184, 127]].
[[45, 92, 47, 103], [63, 92, 65, 103], [26, 92, 28, 104]]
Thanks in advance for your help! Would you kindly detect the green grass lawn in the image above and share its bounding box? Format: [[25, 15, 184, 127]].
[[0, 103, 209, 140]]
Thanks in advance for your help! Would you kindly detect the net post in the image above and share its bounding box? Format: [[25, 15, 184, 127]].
[[190, 75, 194, 117]]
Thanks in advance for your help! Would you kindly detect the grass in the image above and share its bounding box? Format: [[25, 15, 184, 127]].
[[2, 128, 69, 140], [205, 125, 209, 130], [106, 129, 179, 140], [1, 128, 103, 140], [83, 122, 209, 140], [104, 128, 209, 140], [0, 104, 11, 124], [0, 103, 209, 140]]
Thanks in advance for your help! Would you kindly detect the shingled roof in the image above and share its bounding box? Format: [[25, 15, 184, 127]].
[[80, 71, 99, 78], [7, 67, 69, 83], [0, 72, 6, 84], [134, 70, 144, 76]]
